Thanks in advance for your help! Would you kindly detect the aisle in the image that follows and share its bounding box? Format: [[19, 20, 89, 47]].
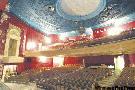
[[4, 83, 37, 90]]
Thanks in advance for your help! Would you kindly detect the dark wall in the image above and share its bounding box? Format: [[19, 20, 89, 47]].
[[82, 55, 115, 66], [17, 57, 53, 72], [124, 54, 130, 67], [128, 54, 135, 66]]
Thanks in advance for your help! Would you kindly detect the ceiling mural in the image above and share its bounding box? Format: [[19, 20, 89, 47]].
[[9, 0, 135, 36]]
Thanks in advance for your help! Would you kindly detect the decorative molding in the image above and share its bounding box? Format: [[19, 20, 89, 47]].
[[0, 13, 8, 23], [24, 39, 135, 57], [4, 24, 21, 57], [2, 56, 24, 63], [3, 24, 23, 63], [7, 24, 21, 39]]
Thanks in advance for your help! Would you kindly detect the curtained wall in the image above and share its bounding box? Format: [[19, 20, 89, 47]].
[[8, 13, 45, 56], [64, 57, 83, 65], [0, 0, 8, 11], [17, 57, 53, 73]]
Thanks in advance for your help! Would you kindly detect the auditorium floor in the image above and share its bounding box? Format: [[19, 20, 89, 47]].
[[4, 83, 37, 90]]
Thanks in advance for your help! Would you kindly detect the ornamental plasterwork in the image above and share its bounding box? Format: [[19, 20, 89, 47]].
[[0, 13, 8, 23], [4, 24, 21, 57], [7, 24, 21, 39]]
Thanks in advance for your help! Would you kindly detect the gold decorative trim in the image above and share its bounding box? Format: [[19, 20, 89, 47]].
[[24, 39, 135, 57], [7, 24, 21, 39], [0, 13, 8, 23], [3, 24, 23, 63]]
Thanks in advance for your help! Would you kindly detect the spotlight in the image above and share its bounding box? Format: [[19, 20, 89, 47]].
[[48, 5, 55, 11], [45, 37, 52, 44], [26, 41, 36, 50], [39, 56, 47, 63], [107, 27, 123, 36]]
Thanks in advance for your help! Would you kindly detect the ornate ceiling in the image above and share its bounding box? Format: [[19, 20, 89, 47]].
[[9, 0, 135, 36], [56, 0, 105, 20], [59, 0, 101, 16]]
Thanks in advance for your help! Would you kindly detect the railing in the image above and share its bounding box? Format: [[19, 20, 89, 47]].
[[48, 29, 135, 50]]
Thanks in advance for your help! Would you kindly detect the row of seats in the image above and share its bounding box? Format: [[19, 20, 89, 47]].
[[95, 67, 135, 90], [6, 67, 135, 89], [5, 66, 112, 90], [34, 67, 112, 90], [51, 29, 135, 50], [114, 67, 135, 87]]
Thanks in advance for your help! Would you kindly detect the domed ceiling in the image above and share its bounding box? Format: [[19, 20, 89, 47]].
[[9, 0, 135, 36], [59, 0, 100, 16], [56, 0, 105, 20]]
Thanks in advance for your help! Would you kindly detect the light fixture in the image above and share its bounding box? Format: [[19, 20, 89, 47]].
[[59, 35, 66, 41], [45, 37, 52, 44], [39, 56, 48, 63], [53, 56, 64, 67], [26, 41, 36, 50], [107, 27, 123, 36], [48, 5, 55, 11], [85, 27, 93, 35]]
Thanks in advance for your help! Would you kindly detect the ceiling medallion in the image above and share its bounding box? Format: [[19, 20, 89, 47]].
[[56, 0, 106, 21]]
